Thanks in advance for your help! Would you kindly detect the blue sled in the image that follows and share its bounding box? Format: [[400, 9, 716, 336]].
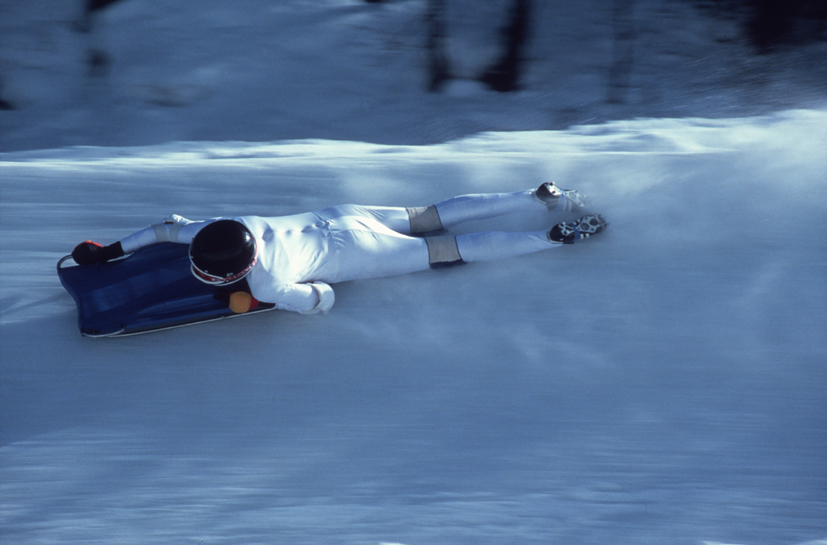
[[58, 242, 275, 337]]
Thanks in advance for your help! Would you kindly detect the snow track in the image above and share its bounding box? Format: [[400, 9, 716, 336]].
[[2, 111, 826, 544]]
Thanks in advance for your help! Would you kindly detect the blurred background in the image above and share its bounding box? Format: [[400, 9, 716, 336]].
[[1, 0, 826, 151]]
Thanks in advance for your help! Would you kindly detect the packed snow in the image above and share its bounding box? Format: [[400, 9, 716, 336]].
[[1, 1, 826, 544]]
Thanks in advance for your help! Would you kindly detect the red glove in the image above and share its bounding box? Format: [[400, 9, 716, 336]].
[[71, 241, 124, 265]]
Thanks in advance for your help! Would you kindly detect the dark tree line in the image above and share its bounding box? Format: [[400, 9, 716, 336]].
[[78, 0, 128, 33], [426, 0, 531, 93], [0, 75, 13, 110], [698, 0, 827, 52], [480, 0, 531, 92], [426, 0, 450, 92], [8, 0, 819, 111], [77, 0, 132, 76], [607, 0, 635, 104], [747, 0, 826, 51]]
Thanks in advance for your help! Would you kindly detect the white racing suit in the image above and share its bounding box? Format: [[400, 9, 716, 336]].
[[117, 189, 571, 314]]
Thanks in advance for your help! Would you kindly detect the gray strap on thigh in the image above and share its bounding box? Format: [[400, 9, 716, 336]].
[[407, 205, 444, 235], [425, 235, 464, 269]]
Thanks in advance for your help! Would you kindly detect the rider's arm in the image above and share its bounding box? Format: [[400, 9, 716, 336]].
[[119, 215, 206, 254], [255, 281, 335, 314], [71, 215, 207, 265]]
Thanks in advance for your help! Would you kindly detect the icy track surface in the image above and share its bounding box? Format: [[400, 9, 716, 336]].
[[1, 111, 826, 545]]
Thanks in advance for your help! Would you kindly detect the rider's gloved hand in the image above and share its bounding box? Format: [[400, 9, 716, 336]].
[[71, 241, 125, 265]]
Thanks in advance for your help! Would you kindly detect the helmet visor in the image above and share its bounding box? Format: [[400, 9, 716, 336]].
[[191, 255, 256, 286]]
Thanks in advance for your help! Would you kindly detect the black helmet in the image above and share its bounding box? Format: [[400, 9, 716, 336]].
[[189, 220, 257, 285]]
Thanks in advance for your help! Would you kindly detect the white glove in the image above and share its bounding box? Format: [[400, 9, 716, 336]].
[[302, 281, 335, 314]]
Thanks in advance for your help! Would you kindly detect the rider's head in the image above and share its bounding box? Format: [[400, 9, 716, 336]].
[[189, 220, 257, 285]]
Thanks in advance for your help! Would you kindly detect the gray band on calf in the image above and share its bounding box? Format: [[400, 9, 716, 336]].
[[425, 235, 465, 269], [407, 205, 444, 235]]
